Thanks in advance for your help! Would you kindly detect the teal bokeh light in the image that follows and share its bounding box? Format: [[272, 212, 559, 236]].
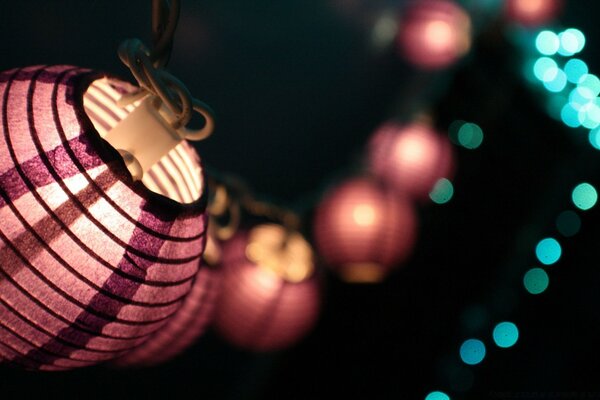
[[577, 74, 600, 99], [523, 268, 549, 295], [533, 57, 558, 82], [536, 30, 559, 55], [561, 103, 581, 128], [589, 128, 600, 150], [493, 322, 519, 348], [569, 87, 590, 111], [535, 238, 561, 265], [558, 29, 584, 56], [556, 210, 581, 237], [460, 339, 486, 365], [578, 102, 600, 129], [425, 391, 450, 400], [572, 182, 598, 210], [565, 59, 588, 84], [566, 28, 585, 53], [543, 69, 567, 92], [457, 122, 484, 149], [430, 178, 454, 204]]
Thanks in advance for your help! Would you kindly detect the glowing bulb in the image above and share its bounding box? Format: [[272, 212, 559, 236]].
[[506, 0, 563, 27], [424, 20, 454, 51], [353, 204, 377, 227], [397, 0, 471, 69], [368, 122, 454, 200]]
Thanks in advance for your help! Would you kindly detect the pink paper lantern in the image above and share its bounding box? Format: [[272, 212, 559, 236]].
[[368, 122, 454, 200], [505, 0, 563, 27], [214, 225, 320, 351], [0, 65, 208, 370], [397, 0, 472, 69], [313, 177, 417, 283], [112, 265, 219, 367]]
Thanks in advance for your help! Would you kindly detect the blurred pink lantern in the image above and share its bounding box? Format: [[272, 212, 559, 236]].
[[0, 66, 208, 370], [313, 177, 417, 283], [214, 224, 320, 351], [505, 0, 563, 27], [113, 265, 220, 367], [397, 0, 472, 69], [368, 122, 454, 200]]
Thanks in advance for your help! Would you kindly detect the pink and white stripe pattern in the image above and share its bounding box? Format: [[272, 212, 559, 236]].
[[0, 65, 208, 370], [112, 265, 220, 367]]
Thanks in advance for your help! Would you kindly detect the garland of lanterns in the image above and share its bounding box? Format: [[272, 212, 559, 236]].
[[0, 0, 589, 399]]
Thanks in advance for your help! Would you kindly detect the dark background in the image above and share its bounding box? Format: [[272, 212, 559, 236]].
[[1, 1, 600, 398]]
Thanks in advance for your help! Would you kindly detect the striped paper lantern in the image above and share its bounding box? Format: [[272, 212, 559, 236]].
[[214, 225, 320, 352], [0, 65, 208, 370], [313, 177, 417, 283], [112, 264, 220, 367], [397, 0, 471, 69], [368, 122, 454, 200]]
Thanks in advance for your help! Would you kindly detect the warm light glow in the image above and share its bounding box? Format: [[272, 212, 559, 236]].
[[313, 177, 417, 282], [0, 65, 208, 370], [340, 263, 385, 283], [506, 0, 562, 27], [368, 122, 454, 200], [214, 230, 320, 351], [424, 20, 454, 52], [113, 266, 219, 367], [515, 0, 545, 14], [352, 204, 377, 227], [245, 224, 314, 283], [397, 0, 471, 69], [84, 78, 203, 204]]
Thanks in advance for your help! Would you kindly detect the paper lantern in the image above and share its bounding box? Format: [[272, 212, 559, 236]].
[[397, 0, 471, 69], [0, 65, 208, 370], [313, 177, 417, 283], [112, 264, 219, 367], [214, 224, 320, 351], [505, 0, 563, 27], [368, 122, 454, 200]]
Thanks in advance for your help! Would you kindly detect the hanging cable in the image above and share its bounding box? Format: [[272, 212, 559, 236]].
[[118, 0, 214, 135]]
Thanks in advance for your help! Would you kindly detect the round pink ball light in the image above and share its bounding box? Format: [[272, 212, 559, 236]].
[[313, 177, 417, 283], [505, 0, 563, 27], [368, 122, 454, 200], [397, 0, 472, 69], [214, 225, 320, 351]]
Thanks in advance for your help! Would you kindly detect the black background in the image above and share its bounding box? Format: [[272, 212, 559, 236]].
[[1, 1, 600, 399]]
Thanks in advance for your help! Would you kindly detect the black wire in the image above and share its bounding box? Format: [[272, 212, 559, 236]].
[[150, 0, 180, 67]]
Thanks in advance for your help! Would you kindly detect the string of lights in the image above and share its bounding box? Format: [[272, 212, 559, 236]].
[[2, 0, 599, 398], [424, 3, 600, 397]]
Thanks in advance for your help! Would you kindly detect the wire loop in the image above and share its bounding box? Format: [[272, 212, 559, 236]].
[[117, 0, 214, 139]]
